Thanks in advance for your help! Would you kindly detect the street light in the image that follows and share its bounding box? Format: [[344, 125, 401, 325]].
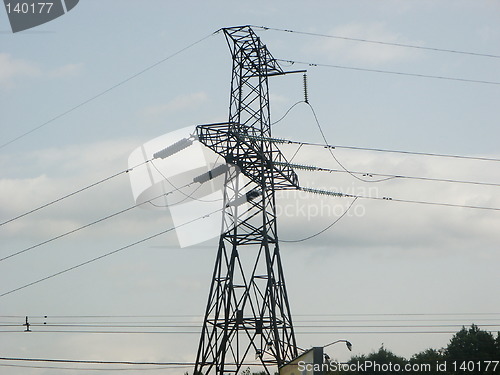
[[324, 339, 352, 351], [279, 340, 352, 375], [323, 339, 352, 363]]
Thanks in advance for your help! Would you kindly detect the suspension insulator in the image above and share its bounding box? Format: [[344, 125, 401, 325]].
[[300, 187, 345, 197], [193, 164, 229, 184], [153, 138, 193, 159], [303, 73, 309, 104]]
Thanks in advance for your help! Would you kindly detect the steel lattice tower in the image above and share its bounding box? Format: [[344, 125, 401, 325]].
[[194, 26, 301, 375]]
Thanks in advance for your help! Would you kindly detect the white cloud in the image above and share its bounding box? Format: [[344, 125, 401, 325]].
[[0, 53, 40, 87], [275, 145, 500, 256], [142, 92, 208, 117], [1, 138, 499, 375], [174, 277, 202, 292], [305, 23, 424, 65], [4, 140, 497, 261], [49, 62, 84, 78], [270, 93, 289, 104], [2, 135, 499, 264], [0, 53, 84, 88], [0, 138, 170, 242]]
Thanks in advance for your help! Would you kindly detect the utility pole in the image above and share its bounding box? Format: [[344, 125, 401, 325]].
[[194, 26, 300, 375]]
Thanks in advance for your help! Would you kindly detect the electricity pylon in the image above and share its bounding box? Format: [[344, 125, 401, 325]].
[[194, 26, 302, 375]]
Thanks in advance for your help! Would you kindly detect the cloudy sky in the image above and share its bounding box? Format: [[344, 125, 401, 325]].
[[1, 1, 500, 374]]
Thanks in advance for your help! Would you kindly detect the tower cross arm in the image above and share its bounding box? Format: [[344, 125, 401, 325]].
[[196, 122, 299, 190], [223, 26, 284, 76]]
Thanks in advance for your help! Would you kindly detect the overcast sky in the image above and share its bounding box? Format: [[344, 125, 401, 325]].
[[1, 1, 500, 374]]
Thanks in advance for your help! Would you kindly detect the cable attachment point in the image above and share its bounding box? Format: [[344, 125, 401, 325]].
[[226, 189, 262, 207], [303, 73, 309, 104]]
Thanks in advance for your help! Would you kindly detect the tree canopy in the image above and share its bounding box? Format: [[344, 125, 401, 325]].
[[322, 324, 499, 375]]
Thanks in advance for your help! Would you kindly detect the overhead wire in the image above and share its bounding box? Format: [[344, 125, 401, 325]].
[[277, 59, 500, 86], [0, 363, 182, 371], [251, 135, 500, 163], [270, 100, 305, 126], [291, 126, 500, 211], [251, 25, 500, 59], [146, 181, 204, 208], [3, 323, 500, 331], [0, 31, 218, 150], [1, 329, 494, 335], [2, 25, 498, 225], [150, 160, 223, 203], [281, 197, 358, 243], [3, 315, 498, 336], [5, 316, 500, 322], [307, 101, 395, 183], [300, 185, 500, 212], [5, 323, 499, 329], [272, 74, 394, 183], [360, 195, 500, 211], [0, 206, 223, 298], [0, 357, 266, 371], [0, 182, 194, 263], [10, 319, 500, 324], [2, 115, 498, 231], [280, 162, 500, 188], [270, 100, 307, 163], [288, 143, 303, 164], [264, 88, 500, 187], [0, 140, 228, 230], [3, 312, 497, 319], [2, 26, 498, 335], [271, 94, 500, 187], [3, 316, 500, 326], [0, 356, 194, 366], [0, 159, 150, 227], [325, 144, 500, 162], [265, 27, 500, 216], [146, 153, 225, 207], [296, 312, 500, 317], [270, 77, 500, 189], [4, 319, 500, 324]]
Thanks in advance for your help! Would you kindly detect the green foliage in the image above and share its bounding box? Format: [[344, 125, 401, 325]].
[[444, 324, 499, 374], [333, 346, 407, 375], [411, 348, 445, 363], [330, 325, 499, 375], [191, 327, 499, 375], [410, 348, 446, 375], [446, 324, 497, 360]]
